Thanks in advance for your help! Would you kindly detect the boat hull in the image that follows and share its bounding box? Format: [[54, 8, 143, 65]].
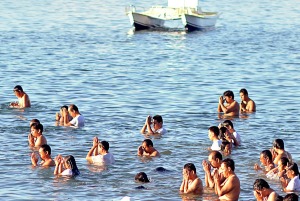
[[128, 12, 165, 30], [182, 13, 219, 31]]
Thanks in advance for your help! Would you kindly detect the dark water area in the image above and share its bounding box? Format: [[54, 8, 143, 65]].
[[0, 0, 300, 200]]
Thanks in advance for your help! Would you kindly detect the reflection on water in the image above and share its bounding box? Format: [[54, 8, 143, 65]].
[[0, 0, 300, 200]]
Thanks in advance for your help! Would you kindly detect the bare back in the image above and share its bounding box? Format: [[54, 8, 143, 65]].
[[219, 174, 240, 201]]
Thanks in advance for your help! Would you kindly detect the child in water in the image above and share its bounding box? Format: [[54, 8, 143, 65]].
[[28, 123, 47, 147], [54, 155, 80, 176]]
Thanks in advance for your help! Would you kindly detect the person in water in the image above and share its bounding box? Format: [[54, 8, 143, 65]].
[[10, 85, 31, 108], [253, 178, 279, 201], [86, 137, 115, 165], [267, 157, 289, 180], [140, 115, 167, 135], [271, 139, 293, 165], [214, 158, 240, 201], [62, 104, 84, 127], [217, 90, 239, 116], [239, 88, 256, 113], [283, 193, 298, 201], [31, 144, 55, 167], [254, 150, 275, 174], [135, 172, 150, 183], [202, 151, 224, 188], [28, 123, 47, 148], [180, 163, 203, 194], [54, 155, 80, 176], [208, 126, 221, 151], [55, 105, 72, 125], [281, 163, 300, 192], [137, 139, 160, 157]]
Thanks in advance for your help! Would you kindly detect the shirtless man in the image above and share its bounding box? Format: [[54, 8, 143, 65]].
[[140, 115, 167, 135], [239, 88, 256, 112], [217, 90, 239, 116], [31, 144, 55, 167], [28, 123, 47, 148], [253, 179, 279, 201], [214, 158, 240, 201], [254, 150, 275, 174], [202, 151, 224, 188], [180, 163, 203, 194], [10, 85, 31, 108], [271, 139, 293, 165], [137, 139, 160, 157]]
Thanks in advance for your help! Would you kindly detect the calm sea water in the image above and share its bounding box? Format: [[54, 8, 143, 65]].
[[0, 0, 300, 200]]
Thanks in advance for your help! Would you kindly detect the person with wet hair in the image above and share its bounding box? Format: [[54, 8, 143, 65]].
[[135, 172, 150, 183], [281, 163, 300, 192], [54, 155, 80, 176], [31, 144, 55, 167], [202, 151, 224, 188], [214, 158, 240, 201], [222, 119, 241, 146], [283, 193, 298, 201], [55, 105, 72, 124], [253, 178, 279, 201], [217, 90, 239, 116], [221, 141, 232, 156], [271, 139, 293, 165], [180, 163, 203, 194], [62, 104, 84, 127], [208, 126, 221, 151], [137, 139, 160, 157], [140, 115, 167, 135], [28, 123, 47, 148], [267, 157, 289, 180], [254, 150, 275, 174], [10, 85, 31, 108], [86, 137, 115, 165], [239, 88, 256, 113]]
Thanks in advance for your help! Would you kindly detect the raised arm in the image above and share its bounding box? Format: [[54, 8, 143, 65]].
[[202, 160, 214, 188], [86, 137, 99, 163]]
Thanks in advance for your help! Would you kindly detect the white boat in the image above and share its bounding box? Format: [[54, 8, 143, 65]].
[[126, 0, 219, 31]]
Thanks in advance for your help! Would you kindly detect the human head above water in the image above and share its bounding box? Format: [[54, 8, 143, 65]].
[[223, 90, 234, 100], [31, 123, 43, 133], [153, 115, 163, 124], [283, 193, 299, 201], [143, 139, 153, 148], [208, 126, 219, 137], [135, 172, 150, 183], [223, 120, 234, 129], [40, 144, 52, 155], [239, 88, 248, 96], [13, 85, 24, 92], [30, 119, 40, 126], [99, 140, 109, 151], [253, 178, 270, 191], [260, 150, 273, 164], [273, 139, 284, 150], [222, 158, 235, 172], [184, 163, 197, 174], [64, 155, 80, 176]]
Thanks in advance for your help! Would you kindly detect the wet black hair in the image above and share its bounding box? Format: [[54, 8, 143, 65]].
[[261, 150, 273, 161], [135, 172, 150, 183], [61, 105, 68, 110], [184, 163, 196, 174], [64, 155, 80, 176], [283, 193, 298, 201], [210, 151, 223, 161], [239, 88, 248, 95], [209, 126, 219, 137], [279, 157, 289, 167], [100, 141, 109, 151], [222, 158, 235, 171], [153, 115, 163, 124], [221, 141, 231, 151], [31, 123, 43, 133], [40, 144, 51, 155], [14, 85, 23, 92], [143, 139, 153, 147], [273, 139, 284, 150], [223, 120, 234, 129], [287, 163, 300, 177], [223, 90, 234, 100], [253, 178, 270, 191]]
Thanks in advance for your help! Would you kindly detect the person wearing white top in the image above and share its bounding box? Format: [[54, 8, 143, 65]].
[[140, 115, 167, 135], [281, 163, 300, 192], [86, 137, 115, 165], [62, 104, 85, 128]]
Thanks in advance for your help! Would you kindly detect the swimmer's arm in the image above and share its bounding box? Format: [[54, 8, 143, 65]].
[[180, 179, 187, 193], [86, 144, 98, 163], [31, 153, 38, 166], [54, 162, 63, 175], [245, 100, 255, 113], [28, 134, 35, 147], [140, 123, 147, 134], [221, 101, 238, 114]]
